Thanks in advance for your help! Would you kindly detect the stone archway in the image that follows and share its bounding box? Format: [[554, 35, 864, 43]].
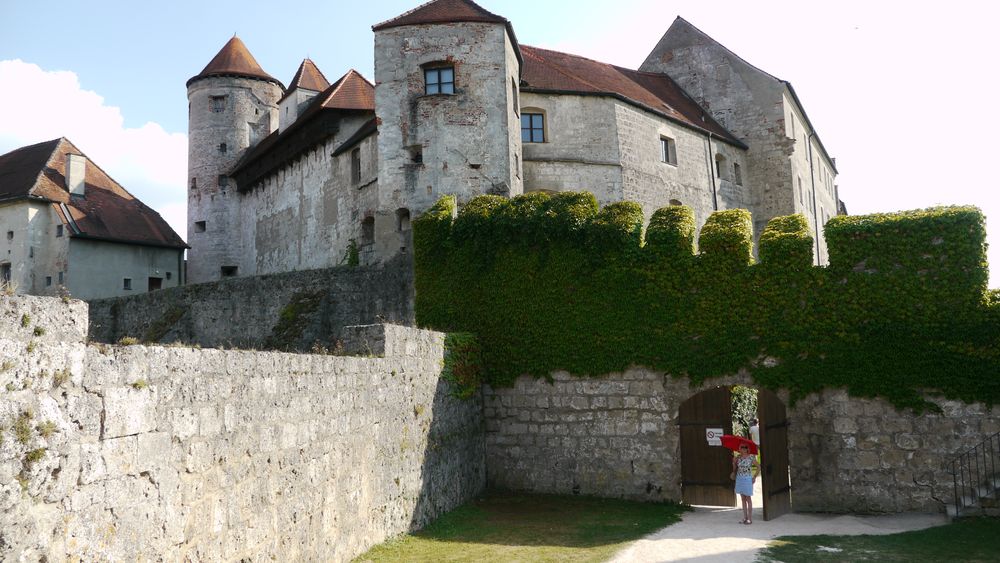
[[678, 386, 792, 520]]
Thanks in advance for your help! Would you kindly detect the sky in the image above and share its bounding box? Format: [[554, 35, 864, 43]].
[[1, 0, 998, 286]]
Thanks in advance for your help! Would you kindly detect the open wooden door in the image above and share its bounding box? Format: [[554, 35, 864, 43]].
[[679, 387, 735, 507], [758, 388, 791, 520]]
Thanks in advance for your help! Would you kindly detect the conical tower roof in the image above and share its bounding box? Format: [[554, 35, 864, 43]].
[[289, 59, 330, 92], [277, 58, 331, 103], [187, 36, 283, 88]]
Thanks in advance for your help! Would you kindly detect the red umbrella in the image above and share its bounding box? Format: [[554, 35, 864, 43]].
[[720, 434, 758, 455]]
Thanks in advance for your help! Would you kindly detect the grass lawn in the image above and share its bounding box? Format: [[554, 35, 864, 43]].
[[355, 490, 688, 562], [756, 517, 1000, 562]]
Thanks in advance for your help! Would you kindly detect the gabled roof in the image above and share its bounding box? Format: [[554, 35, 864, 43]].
[[278, 58, 331, 104], [231, 70, 376, 191], [372, 0, 506, 30], [322, 69, 376, 111], [520, 45, 745, 148], [0, 138, 187, 249], [187, 36, 283, 88], [663, 17, 836, 171]]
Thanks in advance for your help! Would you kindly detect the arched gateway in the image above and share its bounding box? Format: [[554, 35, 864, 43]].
[[678, 386, 792, 520]]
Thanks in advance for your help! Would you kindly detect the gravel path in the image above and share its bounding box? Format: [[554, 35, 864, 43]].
[[611, 493, 947, 563]]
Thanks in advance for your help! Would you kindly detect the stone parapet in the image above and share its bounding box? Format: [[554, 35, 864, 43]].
[[1, 295, 482, 561]]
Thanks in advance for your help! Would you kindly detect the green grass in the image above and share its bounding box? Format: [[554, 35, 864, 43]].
[[757, 517, 1000, 562], [356, 490, 688, 562]]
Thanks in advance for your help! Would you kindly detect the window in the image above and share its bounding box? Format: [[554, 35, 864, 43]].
[[56, 224, 63, 237], [1, 263, 10, 284], [521, 113, 545, 143], [424, 66, 454, 95], [362, 217, 375, 243], [6, 231, 12, 241], [734, 163, 742, 185], [660, 137, 677, 165], [190, 177, 197, 190], [194, 221, 206, 233], [166, 272, 172, 280], [351, 148, 361, 184], [512, 78, 519, 115], [798, 177, 804, 204], [396, 208, 411, 232], [221, 266, 238, 277], [58, 271, 64, 284], [219, 143, 227, 154], [123, 278, 131, 290], [409, 146, 423, 164], [715, 155, 725, 178], [218, 175, 228, 189], [210, 96, 226, 113], [46, 276, 52, 287]]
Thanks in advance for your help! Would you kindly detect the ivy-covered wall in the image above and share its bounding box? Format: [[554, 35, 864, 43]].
[[414, 192, 1000, 411]]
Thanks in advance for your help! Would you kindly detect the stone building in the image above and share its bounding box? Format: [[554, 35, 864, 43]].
[[187, 0, 843, 283], [0, 138, 187, 299]]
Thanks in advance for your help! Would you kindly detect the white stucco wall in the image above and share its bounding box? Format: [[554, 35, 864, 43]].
[[66, 239, 183, 300], [0, 201, 69, 295]]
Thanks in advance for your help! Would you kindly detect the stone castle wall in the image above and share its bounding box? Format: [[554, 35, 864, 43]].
[[1, 295, 483, 561], [238, 117, 381, 276], [485, 370, 997, 513], [87, 256, 413, 351]]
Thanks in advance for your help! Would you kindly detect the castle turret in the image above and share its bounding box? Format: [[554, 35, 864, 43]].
[[373, 0, 523, 246], [278, 59, 330, 133], [186, 36, 283, 284]]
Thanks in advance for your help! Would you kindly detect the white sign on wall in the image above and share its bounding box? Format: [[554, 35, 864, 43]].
[[706, 428, 723, 446]]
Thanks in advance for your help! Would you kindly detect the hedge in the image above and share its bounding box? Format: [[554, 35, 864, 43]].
[[413, 192, 998, 411]]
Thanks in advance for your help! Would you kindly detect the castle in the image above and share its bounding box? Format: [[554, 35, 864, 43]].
[[186, 0, 842, 284]]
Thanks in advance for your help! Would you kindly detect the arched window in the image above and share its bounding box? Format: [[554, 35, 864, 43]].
[[396, 208, 411, 232], [669, 199, 683, 206]]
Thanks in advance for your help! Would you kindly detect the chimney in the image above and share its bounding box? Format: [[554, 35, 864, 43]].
[[66, 154, 86, 196]]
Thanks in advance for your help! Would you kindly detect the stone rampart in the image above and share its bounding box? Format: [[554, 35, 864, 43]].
[[485, 370, 998, 513], [87, 255, 414, 351], [1, 295, 483, 561]]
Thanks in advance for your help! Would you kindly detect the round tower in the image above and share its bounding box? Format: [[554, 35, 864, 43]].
[[186, 36, 283, 284]]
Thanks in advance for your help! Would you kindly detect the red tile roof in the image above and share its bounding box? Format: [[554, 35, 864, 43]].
[[187, 36, 282, 88], [278, 58, 331, 104], [322, 69, 376, 111], [230, 70, 376, 189], [520, 45, 744, 147], [373, 0, 506, 30], [0, 138, 187, 249]]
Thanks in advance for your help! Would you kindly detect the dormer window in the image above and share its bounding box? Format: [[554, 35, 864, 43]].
[[424, 66, 455, 95]]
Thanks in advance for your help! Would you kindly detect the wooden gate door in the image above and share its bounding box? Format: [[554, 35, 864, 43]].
[[758, 388, 791, 520], [679, 387, 735, 507]]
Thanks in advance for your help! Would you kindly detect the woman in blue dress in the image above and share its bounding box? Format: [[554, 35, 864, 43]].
[[731, 443, 759, 524]]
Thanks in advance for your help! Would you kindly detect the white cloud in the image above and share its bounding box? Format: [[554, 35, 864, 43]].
[[0, 59, 188, 240]]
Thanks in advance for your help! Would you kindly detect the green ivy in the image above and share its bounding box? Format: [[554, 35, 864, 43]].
[[442, 333, 483, 400], [413, 192, 998, 412]]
